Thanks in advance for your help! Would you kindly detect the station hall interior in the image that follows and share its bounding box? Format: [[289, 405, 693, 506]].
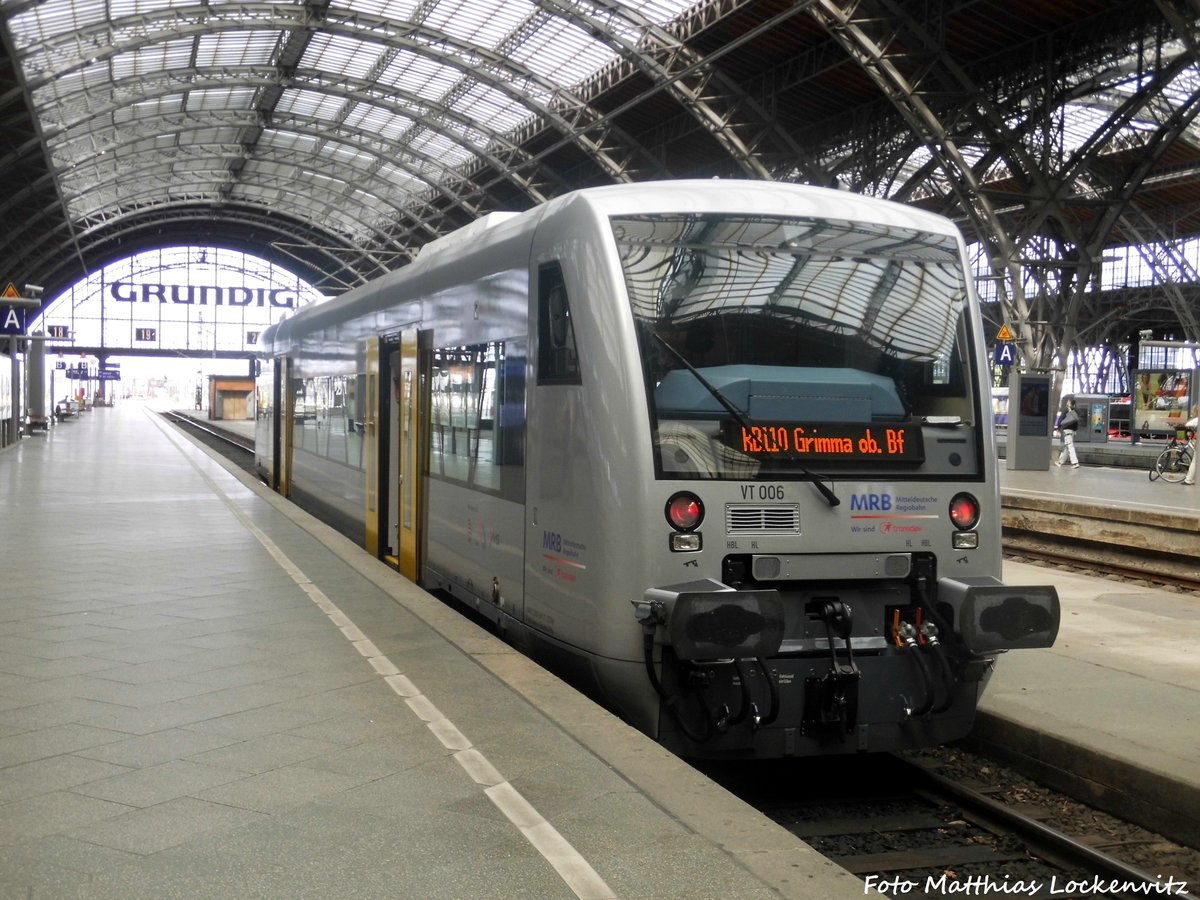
[[1, 2, 1199, 898], [1, 0, 1198, 410]]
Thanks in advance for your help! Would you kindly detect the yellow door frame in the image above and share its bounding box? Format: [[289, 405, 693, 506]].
[[365, 338, 381, 556], [397, 328, 426, 581]]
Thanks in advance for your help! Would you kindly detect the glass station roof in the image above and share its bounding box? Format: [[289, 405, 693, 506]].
[[2, 0, 1196, 312], [4, 0, 697, 248]]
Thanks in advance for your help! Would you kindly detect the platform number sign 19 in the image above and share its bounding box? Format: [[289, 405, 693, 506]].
[[135, 327, 156, 341]]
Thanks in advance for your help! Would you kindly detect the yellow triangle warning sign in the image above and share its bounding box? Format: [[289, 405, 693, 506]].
[[996, 323, 1015, 341], [1, 283, 20, 300]]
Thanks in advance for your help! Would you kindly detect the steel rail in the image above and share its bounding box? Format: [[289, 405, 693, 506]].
[[1002, 538, 1200, 594], [908, 762, 1169, 900], [160, 410, 255, 453]]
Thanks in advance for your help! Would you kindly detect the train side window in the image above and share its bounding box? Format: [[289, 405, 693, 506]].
[[429, 340, 525, 502], [537, 263, 580, 385]]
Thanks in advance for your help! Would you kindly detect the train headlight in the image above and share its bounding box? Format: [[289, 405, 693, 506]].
[[948, 492, 980, 530], [665, 492, 704, 531], [671, 532, 702, 552]]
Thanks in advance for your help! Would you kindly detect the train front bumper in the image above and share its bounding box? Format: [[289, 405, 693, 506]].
[[936, 576, 1060, 653], [637, 578, 784, 660]]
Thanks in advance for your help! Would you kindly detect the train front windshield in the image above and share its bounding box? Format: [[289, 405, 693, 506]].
[[612, 212, 980, 479]]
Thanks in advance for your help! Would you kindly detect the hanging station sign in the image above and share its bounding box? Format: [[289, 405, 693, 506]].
[[34, 248, 323, 356], [108, 282, 297, 309]]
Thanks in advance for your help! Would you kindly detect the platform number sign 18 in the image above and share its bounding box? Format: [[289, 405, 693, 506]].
[[47, 325, 69, 339], [135, 327, 156, 341]]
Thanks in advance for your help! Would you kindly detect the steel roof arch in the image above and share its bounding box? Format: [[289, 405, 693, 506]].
[[26, 200, 387, 296], [37, 80, 539, 239], [12, 3, 662, 202]]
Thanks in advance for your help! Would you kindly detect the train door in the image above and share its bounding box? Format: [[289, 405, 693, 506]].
[[279, 356, 295, 497], [262, 358, 280, 491], [391, 328, 428, 582], [255, 357, 280, 491], [385, 339, 401, 567], [364, 338, 382, 556]]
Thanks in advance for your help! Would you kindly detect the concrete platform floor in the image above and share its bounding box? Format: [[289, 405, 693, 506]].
[[0, 403, 861, 900]]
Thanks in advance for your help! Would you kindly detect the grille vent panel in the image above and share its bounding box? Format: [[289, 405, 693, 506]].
[[725, 504, 800, 534]]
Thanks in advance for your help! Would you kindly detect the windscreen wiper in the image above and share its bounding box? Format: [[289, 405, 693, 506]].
[[651, 331, 840, 508]]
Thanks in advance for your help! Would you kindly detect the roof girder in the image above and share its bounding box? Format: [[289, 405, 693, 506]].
[[807, 0, 1200, 368], [530, 0, 827, 183]]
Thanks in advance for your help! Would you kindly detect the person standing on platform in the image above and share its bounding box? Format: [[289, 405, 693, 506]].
[[1055, 398, 1080, 468]]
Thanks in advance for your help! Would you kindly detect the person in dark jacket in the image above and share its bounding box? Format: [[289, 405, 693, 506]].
[[1055, 397, 1080, 468]]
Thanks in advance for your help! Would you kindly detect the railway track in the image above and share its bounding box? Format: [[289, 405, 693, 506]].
[[160, 411, 256, 466], [1002, 535, 1200, 594], [704, 754, 1185, 899]]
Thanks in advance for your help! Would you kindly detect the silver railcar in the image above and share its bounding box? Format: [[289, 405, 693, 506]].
[[256, 180, 1059, 758]]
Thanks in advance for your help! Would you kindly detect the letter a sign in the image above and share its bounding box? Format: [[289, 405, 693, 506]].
[[994, 342, 1017, 367], [2, 282, 28, 335], [1, 306, 24, 336], [993, 323, 1017, 366]]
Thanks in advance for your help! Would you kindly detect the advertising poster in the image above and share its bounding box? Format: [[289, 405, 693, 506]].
[[1134, 370, 1192, 437]]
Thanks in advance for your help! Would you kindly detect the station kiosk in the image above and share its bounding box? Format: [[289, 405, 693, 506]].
[[1005, 370, 1053, 470]]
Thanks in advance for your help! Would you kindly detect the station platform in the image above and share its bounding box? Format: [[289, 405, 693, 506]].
[[992, 446, 1200, 848], [0, 403, 860, 899], [1, 405, 1196, 899], [974, 562, 1200, 848], [998, 438, 1200, 585]]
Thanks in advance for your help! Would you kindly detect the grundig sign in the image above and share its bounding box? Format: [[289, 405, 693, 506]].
[[109, 282, 296, 309]]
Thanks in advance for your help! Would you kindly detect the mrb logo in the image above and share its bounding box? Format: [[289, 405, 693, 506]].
[[850, 493, 892, 511], [542, 531, 562, 552]]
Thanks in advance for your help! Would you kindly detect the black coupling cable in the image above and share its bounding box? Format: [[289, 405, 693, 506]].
[[729, 659, 754, 726], [642, 630, 665, 698], [912, 566, 954, 645], [756, 657, 781, 726], [898, 622, 934, 717], [642, 631, 711, 743], [921, 623, 957, 714]]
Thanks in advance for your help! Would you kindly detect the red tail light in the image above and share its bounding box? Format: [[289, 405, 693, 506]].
[[665, 492, 704, 531], [949, 493, 980, 530]]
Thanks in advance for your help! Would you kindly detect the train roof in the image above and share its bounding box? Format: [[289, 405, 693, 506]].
[[261, 179, 964, 351], [534, 179, 962, 237]]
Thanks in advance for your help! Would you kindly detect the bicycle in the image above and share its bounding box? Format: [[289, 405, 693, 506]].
[[1148, 432, 1195, 483]]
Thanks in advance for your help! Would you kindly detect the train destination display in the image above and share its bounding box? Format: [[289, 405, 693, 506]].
[[725, 421, 925, 462]]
